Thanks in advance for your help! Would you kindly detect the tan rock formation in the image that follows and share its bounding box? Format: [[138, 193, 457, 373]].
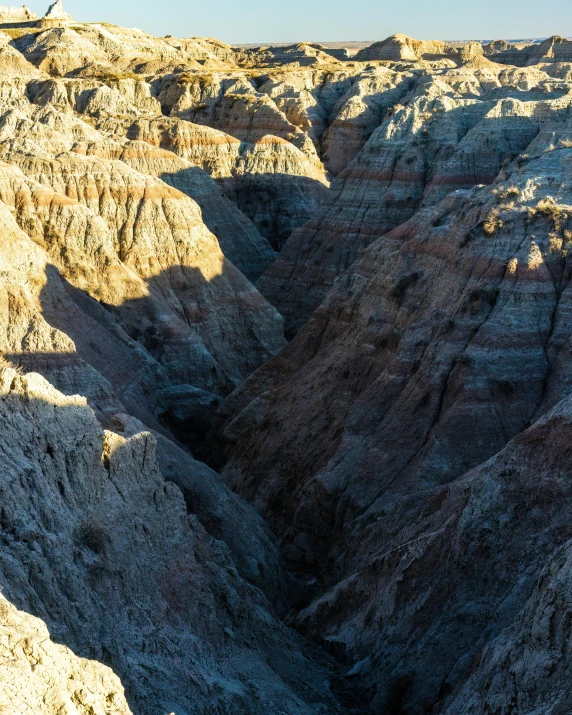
[[234, 41, 344, 68], [0, 32, 43, 78], [0, 4, 37, 22], [38, 0, 72, 29], [258, 67, 571, 332], [74, 137, 276, 279], [44, 0, 71, 20], [0, 91, 286, 400], [0, 595, 132, 714], [0, 154, 284, 395], [97, 114, 328, 248], [485, 35, 572, 66], [355, 33, 456, 62]]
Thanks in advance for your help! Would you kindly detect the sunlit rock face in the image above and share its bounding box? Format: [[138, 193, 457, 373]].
[[0, 4, 37, 22], [0, 11, 351, 713], [0, 593, 133, 715], [258, 66, 572, 333], [5, 10, 572, 714]]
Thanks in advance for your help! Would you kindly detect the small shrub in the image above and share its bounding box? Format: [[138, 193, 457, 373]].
[[494, 185, 520, 201], [79, 520, 106, 554], [535, 196, 561, 216], [533, 196, 567, 230], [483, 209, 503, 235], [549, 234, 564, 254], [0, 352, 23, 374], [390, 271, 421, 300]]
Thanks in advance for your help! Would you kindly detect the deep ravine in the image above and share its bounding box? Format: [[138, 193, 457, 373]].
[[4, 8, 572, 714]]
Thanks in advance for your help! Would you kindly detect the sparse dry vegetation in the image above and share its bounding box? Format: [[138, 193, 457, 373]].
[[178, 71, 220, 87], [494, 185, 520, 201], [0, 27, 42, 40], [0, 352, 23, 374], [483, 208, 503, 235], [94, 70, 141, 82], [530, 196, 569, 231], [549, 233, 565, 254]]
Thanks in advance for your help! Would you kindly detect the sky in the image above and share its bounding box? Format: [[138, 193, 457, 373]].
[[23, 0, 572, 45]]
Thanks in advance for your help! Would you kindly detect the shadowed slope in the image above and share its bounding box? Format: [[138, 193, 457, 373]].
[[220, 131, 572, 712], [0, 367, 345, 714]]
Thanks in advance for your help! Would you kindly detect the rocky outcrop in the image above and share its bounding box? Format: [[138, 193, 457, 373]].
[[44, 0, 71, 20], [290, 395, 572, 713], [352, 34, 572, 72], [0, 97, 286, 401], [487, 35, 572, 66], [483, 39, 517, 55], [0, 594, 132, 714], [234, 42, 346, 68], [0, 366, 342, 713], [74, 136, 276, 280], [98, 114, 328, 248], [0, 155, 286, 398], [0, 96, 275, 279], [153, 66, 399, 176], [15, 22, 237, 76], [0, 4, 37, 22], [0, 188, 284, 610], [6, 15, 572, 715], [442, 537, 572, 715], [0, 32, 43, 78], [355, 34, 456, 62]]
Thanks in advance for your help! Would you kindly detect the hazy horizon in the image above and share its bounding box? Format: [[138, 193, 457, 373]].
[[22, 0, 572, 45]]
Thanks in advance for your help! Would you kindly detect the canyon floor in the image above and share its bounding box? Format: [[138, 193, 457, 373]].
[[2, 4, 572, 714]]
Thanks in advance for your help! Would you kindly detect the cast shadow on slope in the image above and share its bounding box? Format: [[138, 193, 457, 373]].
[[158, 164, 278, 280], [8, 337, 572, 715], [215, 173, 329, 251], [5, 262, 289, 604], [34, 259, 285, 432]]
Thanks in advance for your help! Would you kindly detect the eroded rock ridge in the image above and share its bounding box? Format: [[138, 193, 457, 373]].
[[1, 8, 572, 714]]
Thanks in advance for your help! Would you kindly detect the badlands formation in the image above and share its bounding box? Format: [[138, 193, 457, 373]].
[[1, 2, 572, 712]]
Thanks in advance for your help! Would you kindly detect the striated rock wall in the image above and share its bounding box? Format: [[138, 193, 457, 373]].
[[221, 111, 572, 712], [258, 67, 572, 333], [3, 17, 572, 714]]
